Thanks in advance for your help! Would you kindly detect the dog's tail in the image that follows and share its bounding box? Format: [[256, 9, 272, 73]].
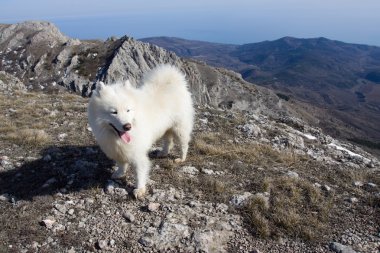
[[142, 65, 189, 91]]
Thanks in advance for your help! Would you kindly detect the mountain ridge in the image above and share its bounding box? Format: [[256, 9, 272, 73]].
[[141, 36, 380, 144]]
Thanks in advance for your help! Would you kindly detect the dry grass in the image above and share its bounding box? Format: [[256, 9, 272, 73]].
[[6, 129, 51, 146], [193, 132, 303, 167], [0, 90, 93, 150], [243, 176, 331, 241]]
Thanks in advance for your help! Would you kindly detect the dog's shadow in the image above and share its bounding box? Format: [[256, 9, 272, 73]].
[[0, 145, 115, 201]]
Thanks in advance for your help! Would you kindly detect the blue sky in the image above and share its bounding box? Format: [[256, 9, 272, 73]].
[[1, 0, 379, 45]]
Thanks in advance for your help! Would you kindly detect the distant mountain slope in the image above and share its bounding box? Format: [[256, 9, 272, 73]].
[[141, 36, 380, 143], [141, 37, 243, 70]]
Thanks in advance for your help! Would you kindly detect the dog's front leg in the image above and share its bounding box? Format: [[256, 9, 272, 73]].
[[111, 162, 129, 179], [132, 155, 151, 200]]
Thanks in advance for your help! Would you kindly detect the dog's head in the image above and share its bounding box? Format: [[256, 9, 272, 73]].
[[88, 80, 137, 144]]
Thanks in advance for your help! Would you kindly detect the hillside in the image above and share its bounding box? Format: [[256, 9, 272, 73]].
[[141, 36, 380, 144], [0, 21, 379, 252]]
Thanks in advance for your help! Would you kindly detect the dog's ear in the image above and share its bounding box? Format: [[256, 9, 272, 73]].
[[93, 81, 105, 96]]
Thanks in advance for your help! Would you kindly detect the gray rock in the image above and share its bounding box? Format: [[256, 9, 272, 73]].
[[122, 211, 135, 223], [104, 180, 118, 194], [67, 247, 76, 253], [215, 203, 229, 213], [322, 185, 332, 192], [201, 168, 215, 175], [41, 218, 56, 229], [138, 236, 154, 247], [0, 160, 12, 170], [148, 202, 161, 212], [230, 192, 253, 206], [346, 197, 359, 203], [238, 123, 261, 137], [180, 166, 199, 175], [286, 171, 299, 178], [0, 193, 10, 202], [114, 187, 128, 196], [329, 242, 357, 253], [54, 204, 67, 214], [97, 239, 108, 249], [366, 182, 377, 188], [193, 230, 232, 253], [57, 133, 68, 141]]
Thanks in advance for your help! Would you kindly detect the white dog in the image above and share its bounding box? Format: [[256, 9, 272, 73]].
[[88, 65, 194, 199]]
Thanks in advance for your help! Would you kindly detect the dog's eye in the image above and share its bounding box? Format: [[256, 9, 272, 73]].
[[127, 109, 130, 112], [110, 110, 117, 114]]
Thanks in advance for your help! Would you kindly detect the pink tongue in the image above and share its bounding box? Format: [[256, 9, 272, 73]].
[[120, 132, 131, 143]]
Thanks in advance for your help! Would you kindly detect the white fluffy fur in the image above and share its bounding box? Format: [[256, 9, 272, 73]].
[[88, 65, 194, 199]]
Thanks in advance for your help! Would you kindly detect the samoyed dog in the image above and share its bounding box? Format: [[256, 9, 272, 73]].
[[88, 65, 194, 199]]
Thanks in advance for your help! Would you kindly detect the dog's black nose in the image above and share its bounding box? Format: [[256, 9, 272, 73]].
[[123, 123, 132, 131]]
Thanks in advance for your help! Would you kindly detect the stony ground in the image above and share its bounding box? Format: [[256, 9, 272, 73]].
[[0, 88, 379, 253]]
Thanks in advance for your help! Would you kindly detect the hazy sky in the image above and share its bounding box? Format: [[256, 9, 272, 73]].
[[1, 0, 379, 45]]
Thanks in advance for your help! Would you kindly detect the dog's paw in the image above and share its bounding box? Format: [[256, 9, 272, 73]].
[[133, 187, 147, 200], [174, 158, 185, 163]]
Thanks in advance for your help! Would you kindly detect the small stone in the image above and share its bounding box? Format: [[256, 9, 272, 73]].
[[215, 203, 229, 212], [347, 197, 359, 203], [105, 180, 117, 194], [180, 166, 199, 175], [366, 182, 377, 188], [58, 133, 68, 141], [314, 183, 322, 188], [53, 223, 65, 232], [109, 239, 115, 247], [114, 188, 128, 196], [97, 240, 108, 249], [46, 237, 54, 243], [0, 194, 10, 202], [329, 242, 357, 253], [148, 202, 160, 212], [54, 204, 67, 214], [41, 218, 56, 229], [67, 247, 76, 253], [86, 198, 95, 204], [24, 157, 38, 162], [322, 185, 332, 192], [353, 181, 363, 187], [122, 211, 135, 222], [138, 236, 154, 247], [230, 192, 253, 206], [68, 209, 75, 215], [31, 241, 39, 249], [188, 201, 198, 207], [286, 171, 299, 178], [1, 159, 11, 168], [201, 168, 215, 175]]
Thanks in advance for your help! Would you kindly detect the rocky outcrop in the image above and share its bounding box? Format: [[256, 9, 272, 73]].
[[0, 21, 285, 117], [0, 71, 26, 92]]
